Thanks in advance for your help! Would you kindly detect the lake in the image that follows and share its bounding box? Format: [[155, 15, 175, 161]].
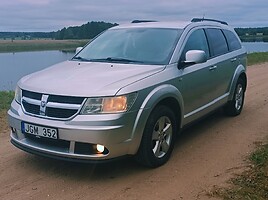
[[0, 51, 74, 91], [243, 42, 268, 53], [0, 42, 268, 91]]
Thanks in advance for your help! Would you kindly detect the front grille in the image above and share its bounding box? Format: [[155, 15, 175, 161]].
[[74, 142, 95, 155], [48, 95, 84, 104], [21, 90, 85, 120], [23, 101, 40, 115], [23, 90, 42, 100], [46, 107, 78, 119]]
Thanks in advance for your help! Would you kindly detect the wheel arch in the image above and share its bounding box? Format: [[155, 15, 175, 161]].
[[156, 97, 182, 131], [228, 64, 247, 101], [140, 84, 184, 130], [128, 84, 184, 154]]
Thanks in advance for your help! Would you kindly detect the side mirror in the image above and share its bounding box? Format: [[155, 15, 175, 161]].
[[185, 50, 207, 64], [75, 47, 83, 54]]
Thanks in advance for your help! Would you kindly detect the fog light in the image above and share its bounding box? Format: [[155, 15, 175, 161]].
[[96, 144, 105, 153]]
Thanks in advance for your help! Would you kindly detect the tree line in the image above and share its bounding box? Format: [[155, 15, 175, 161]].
[[235, 27, 268, 37], [0, 21, 117, 40], [235, 27, 268, 42], [0, 21, 267, 41], [54, 21, 118, 39], [0, 32, 55, 40]]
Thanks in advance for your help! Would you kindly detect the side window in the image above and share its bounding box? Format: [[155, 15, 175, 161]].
[[205, 28, 228, 57], [181, 29, 209, 61], [223, 30, 241, 51]]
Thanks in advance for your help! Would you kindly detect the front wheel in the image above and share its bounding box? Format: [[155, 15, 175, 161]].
[[224, 78, 245, 116], [135, 105, 177, 168]]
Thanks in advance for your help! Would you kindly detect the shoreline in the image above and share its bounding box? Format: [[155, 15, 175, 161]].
[[0, 39, 88, 53]]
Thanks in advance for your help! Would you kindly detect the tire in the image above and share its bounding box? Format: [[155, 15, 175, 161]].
[[224, 78, 245, 116], [135, 105, 177, 168]]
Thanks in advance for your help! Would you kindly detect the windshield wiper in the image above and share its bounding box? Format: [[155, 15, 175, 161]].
[[72, 56, 91, 61], [89, 57, 144, 63]]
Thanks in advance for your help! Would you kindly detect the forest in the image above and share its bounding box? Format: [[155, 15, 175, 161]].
[[53, 21, 117, 39], [0, 21, 117, 40], [235, 27, 268, 42]]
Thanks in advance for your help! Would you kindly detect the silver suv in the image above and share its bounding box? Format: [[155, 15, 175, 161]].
[[8, 18, 247, 167]]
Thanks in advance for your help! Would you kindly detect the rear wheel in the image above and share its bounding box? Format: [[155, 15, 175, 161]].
[[135, 105, 177, 168], [224, 78, 245, 116]]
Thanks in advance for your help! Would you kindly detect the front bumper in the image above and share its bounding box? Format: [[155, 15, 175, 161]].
[[8, 100, 145, 161]]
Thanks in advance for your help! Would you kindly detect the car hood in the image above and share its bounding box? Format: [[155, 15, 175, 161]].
[[19, 61, 165, 96]]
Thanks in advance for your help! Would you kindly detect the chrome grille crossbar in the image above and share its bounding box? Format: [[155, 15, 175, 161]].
[[21, 91, 85, 120]]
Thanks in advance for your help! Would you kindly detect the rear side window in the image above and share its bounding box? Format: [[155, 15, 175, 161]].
[[223, 30, 241, 51], [205, 28, 228, 57]]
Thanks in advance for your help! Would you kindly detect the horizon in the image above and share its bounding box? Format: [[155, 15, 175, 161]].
[[0, 21, 267, 33]]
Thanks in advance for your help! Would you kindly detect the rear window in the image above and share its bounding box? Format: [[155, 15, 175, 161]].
[[223, 30, 241, 51], [205, 28, 228, 57]]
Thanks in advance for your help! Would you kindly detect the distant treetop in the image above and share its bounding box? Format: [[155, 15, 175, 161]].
[[54, 21, 118, 40], [235, 27, 268, 42]]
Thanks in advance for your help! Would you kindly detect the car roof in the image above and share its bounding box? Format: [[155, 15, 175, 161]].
[[111, 19, 230, 30], [111, 21, 190, 30]]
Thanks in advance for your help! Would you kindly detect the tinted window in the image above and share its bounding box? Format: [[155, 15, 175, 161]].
[[205, 28, 228, 57], [181, 29, 209, 61], [223, 30, 241, 51]]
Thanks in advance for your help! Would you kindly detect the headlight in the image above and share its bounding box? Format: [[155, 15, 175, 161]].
[[15, 86, 22, 104], [81, 93, 137, 114]]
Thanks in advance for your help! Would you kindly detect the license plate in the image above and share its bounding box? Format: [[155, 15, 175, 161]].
[[22, 122, 58, 140]]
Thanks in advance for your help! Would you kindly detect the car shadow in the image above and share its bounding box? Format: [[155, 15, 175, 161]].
[[15, 149, 149, 181]]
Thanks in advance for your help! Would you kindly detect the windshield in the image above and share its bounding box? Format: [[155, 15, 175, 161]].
[[73, 28, 182, 65]]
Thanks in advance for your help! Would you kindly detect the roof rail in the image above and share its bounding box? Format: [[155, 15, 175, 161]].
[[191, 18, 228, 25], [131, 20, 158, 23]]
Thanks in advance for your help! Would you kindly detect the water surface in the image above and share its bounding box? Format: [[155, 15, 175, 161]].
[[0, 51, 74, 91], [243, 42, 268, 53]]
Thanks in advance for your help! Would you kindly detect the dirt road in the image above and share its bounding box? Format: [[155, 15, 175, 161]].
[[1, 63, 268, 200]]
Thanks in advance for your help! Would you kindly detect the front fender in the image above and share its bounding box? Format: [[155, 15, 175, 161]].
[[128, 84, 184, 154]]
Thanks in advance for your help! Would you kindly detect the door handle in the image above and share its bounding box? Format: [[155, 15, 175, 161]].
[[231, 58, 237, 62], [209, 66, 217, 71]]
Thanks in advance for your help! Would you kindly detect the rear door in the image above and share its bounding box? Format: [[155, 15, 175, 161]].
[[204, 28, 234, 99], [222, 29, 244, 90]]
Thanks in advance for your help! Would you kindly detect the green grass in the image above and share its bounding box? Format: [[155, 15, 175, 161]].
[[251, 144, 268, 166], [0, 91, 14, 131], [209, 143, 268, 200], [0, 39, 88, 53], [248, 52, 268, 66], [0, 91, 14, 111]]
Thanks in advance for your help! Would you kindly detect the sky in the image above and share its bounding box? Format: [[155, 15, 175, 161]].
[[0, 0, 267, 32]]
